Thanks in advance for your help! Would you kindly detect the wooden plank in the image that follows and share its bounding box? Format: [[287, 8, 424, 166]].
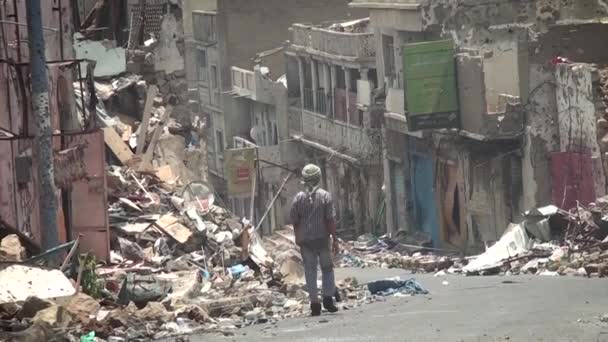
[[103, 127, 134, 165], [140, 105, 173, 170], [135, 85, 159, 155]]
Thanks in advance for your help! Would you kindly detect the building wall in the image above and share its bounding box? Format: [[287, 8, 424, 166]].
[[183, 0, 218, 38], [0, 0, 78, 244], [555, 64, 606, 199], [221, 0, 368, 87]]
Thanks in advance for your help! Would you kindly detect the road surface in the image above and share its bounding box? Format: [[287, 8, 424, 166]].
[[162, 268, 608, 342]]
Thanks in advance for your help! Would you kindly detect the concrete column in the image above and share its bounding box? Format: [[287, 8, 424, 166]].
[[330, 65, 338, 118], [323, 63, 331, 116], [344, 67, 352, 124], [374, 29, 385, 90], [297, 57, 305, 109], [361, 68, 369, 81], [311, 59, 318, 111]]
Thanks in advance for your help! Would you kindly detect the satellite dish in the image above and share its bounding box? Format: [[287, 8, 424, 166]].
[[181, 181, 215, 215], [249, 126, 263, 144]]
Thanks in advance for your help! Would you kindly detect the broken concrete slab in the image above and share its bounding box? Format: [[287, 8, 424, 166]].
[[16, 297, 54, 320], [174, 304, 211, 323], [135, 302, 173, 322], [32, 304, 73, 328], [64, 293, 101, 323], [0, 265, 76, 304]]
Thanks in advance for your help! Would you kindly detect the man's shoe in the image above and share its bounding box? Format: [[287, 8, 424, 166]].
[[323, 296, 339, 313], [334, 289, 342, 303], [311, 302, 322, 316]]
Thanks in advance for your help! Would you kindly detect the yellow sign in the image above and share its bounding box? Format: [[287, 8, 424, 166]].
[[224, 147, 256, 195]]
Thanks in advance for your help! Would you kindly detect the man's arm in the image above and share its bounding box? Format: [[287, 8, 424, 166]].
[[289, 194, 300, 230], [324, 193, 339, 253], [324, 193, 338, 237]]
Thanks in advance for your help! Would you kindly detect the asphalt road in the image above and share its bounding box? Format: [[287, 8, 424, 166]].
[[163, 268, 608, 342]]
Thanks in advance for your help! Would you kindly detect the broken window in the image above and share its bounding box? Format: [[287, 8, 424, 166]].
[[210, 65, 219, 106], [382, 35, 395, 85], [216, 130, 224, 153], [198, 49, 208, 83], [193, 12, 217, 43]]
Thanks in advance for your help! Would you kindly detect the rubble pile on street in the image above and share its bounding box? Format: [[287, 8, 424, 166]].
[[338, 233, 461, 273], [0, 169, 431, 341], [462, 200, 608, 276]]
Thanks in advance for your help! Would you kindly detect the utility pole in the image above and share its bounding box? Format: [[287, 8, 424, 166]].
[[26, 0, 59, 252]]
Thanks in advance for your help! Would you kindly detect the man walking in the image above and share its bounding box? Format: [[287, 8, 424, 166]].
[[290, 164, 339, 316]]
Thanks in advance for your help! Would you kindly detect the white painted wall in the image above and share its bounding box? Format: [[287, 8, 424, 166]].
[[73, 34, 126, 77]]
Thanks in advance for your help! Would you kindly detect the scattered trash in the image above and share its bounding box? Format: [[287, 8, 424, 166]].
[[80, 331, 96, 342], [367, 278, 428, 296]]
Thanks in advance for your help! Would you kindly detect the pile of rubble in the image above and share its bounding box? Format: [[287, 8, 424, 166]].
[[0, 164, 431, 341], [336, 197, 608, 278], [458, 199, 608, 277], [338, 233, 461, 273]]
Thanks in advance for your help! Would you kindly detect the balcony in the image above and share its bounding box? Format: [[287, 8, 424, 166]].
[[300, 110, 376, 159], [303, 88, 332, 115], [230, 66, 278, 104], [290, 24, 375, 62]]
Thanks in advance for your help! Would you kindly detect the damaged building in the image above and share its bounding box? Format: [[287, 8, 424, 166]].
[[184, 0, 368, 231], [285, 18, 385, 236], [0, 0, 110, 259], [349, 0, 608, 252], [74, 0, 208, 191]]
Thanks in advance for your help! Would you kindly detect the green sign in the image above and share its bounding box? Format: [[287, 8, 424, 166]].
[[403, 39, 460, 131]]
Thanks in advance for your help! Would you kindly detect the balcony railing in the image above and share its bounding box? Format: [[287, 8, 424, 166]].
[[303, 88, 332, 115], [291, 24, 375, 59]]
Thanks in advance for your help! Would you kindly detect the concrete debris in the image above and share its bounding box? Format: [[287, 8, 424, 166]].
[[64, 293, 101, 323], [463, 223, 532, 273], [459, 198, 608, 277], [32, 304, 73, 328], [16, 297, 54, 320], [0, 235, 26, 262], [0, 265, 76, 304]]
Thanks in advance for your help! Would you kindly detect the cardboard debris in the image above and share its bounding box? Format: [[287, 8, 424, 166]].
[[155, 165, 177, 184], [155, 214, 193, 244]]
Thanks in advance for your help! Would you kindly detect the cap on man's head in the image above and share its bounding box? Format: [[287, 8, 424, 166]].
[[301, 164, 321, 184]]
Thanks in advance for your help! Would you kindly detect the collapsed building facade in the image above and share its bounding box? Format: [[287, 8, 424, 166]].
[[349, 0, 608, 252]]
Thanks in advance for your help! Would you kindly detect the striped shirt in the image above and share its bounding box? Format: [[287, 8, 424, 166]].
[[290, 188, 336, 245]]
